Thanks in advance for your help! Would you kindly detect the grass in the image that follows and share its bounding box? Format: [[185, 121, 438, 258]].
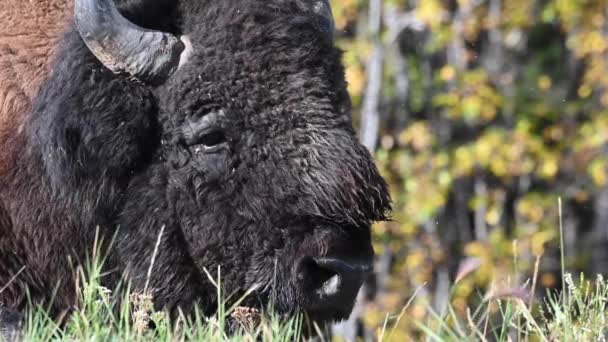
[[400, 198, 608, 341], [408, 271, 608, 341], [10, 229, 308, 341], [20, 269, 607, 341], [16, 263, 306, 341], [6, 198, 608, 341], [17, 269, 608, 341], [19, 271, 307, 341]]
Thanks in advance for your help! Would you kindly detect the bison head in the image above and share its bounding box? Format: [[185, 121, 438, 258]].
[[26, 0, 390, 323]]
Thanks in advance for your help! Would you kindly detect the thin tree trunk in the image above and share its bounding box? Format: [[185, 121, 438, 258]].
[[474, 173, 488, 241], [359, 0, 384, 152], [590, 187, 608, 275]]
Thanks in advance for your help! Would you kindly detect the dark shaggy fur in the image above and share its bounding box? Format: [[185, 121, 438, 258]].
[[0, 0, 391, 327]]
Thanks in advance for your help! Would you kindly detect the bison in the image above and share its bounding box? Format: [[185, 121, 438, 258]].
[[0, 0, 391, 334]]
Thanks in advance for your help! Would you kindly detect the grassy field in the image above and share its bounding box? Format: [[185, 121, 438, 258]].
[[12, 262, 608, 340], [13, 266, 608, 341], [15, 248, 307, 342], [7, 211, 608, 341]]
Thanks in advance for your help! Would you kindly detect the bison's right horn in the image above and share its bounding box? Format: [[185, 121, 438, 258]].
[[74, 0, 192, 84]]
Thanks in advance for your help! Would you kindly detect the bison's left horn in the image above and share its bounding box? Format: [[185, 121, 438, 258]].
[[74, 0, 191, 84]]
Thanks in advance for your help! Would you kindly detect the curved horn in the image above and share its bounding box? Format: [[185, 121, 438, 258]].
[[74, 0, 189, 83]]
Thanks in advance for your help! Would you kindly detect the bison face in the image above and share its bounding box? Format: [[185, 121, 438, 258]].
[[144, 1, 391, 322], [25, 0, 389, 324]]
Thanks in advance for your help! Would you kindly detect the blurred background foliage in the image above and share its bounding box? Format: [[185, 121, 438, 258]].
[[328, 0, 608, 340]]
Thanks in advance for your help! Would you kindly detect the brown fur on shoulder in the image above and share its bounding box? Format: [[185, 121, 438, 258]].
[[0, 0, 72, 174]]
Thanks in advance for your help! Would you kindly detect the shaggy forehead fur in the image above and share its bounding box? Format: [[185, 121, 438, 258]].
[[0, 0, 391, 325], [161, 0, 389, 226]]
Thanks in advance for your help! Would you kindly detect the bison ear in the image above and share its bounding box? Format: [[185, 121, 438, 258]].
[[74, 0, 193, 84], [312, 1, 335, 36]]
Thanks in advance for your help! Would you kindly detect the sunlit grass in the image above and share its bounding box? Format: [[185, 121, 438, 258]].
[[397, 271, 608, 341], [19, 274, 306, 342], [16, 253, 608, 341], [377, 197, 608, 341], [8, 199, 608, 341], [10, 229, 306, 342]]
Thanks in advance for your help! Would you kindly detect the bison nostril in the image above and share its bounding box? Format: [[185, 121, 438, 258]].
[[296, 257, 339, 292], [295, 255, 372, 304], [294, 254, 372, 319]]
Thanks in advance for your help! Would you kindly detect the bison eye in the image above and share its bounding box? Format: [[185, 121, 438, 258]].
[[198, 130, 226, 147], [181, 111, 229, 153]]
